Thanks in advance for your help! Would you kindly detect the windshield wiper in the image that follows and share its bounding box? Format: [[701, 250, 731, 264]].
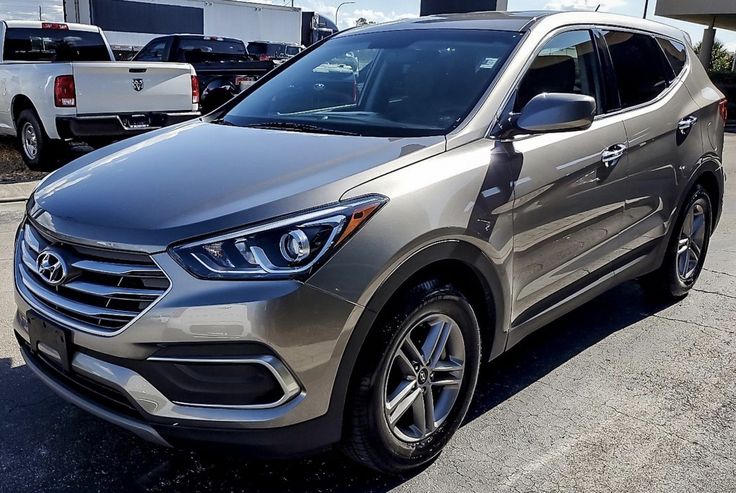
[[243, 121, 360, 136], [210, 117, 236, 126]]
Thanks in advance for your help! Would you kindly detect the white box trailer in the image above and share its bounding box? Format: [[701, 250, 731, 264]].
[[64, 0, 302, 53]]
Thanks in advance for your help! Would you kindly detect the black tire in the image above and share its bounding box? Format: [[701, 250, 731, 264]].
[[343, 281, 482, 474], [15, 109, 58, 170], [641, 184, 712, 299]]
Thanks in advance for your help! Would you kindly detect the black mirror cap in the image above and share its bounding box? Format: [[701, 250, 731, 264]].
[[516, 93, 596, 134]]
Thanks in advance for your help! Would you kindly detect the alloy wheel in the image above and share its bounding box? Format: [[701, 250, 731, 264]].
[[383, 314, 466, 443], [676, 199, 707, 282]]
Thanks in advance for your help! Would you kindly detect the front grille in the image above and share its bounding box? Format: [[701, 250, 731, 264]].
[[15, 222, 170, 333]]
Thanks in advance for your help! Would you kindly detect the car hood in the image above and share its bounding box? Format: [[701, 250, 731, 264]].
[[30, 121, 445, 252]]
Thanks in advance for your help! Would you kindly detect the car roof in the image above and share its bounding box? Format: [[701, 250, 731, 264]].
[[2, 20, 100, 32], [338, 10, 686, 41]]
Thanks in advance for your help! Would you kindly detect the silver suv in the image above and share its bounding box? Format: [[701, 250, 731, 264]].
[[13, 11, 726, 473]]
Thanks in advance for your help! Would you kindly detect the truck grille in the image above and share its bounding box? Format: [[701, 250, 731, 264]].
[[15, 222, 169, 334]]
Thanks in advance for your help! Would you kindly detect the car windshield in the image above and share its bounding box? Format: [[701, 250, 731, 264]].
[[224, 29, 521, 137], [3, 27, 110, 62]]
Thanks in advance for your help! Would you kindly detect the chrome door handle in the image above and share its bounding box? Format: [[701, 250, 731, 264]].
[[678, 115, 698, 134], [601, 143, 626, 168]]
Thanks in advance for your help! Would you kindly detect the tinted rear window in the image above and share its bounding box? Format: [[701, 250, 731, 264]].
[[175, 38, 247, 63], [247, 42, 279, 56], [656, 37, 687, 79], [3, 28, 110, 62], [603, 31, 674, 108]]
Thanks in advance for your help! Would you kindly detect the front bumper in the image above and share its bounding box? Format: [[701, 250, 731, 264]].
[[14, 236, 363, 453], [56, 112, 200, 139]]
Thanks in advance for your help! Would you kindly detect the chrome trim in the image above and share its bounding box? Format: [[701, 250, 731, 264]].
[[19, 263, 139, 320], [14, 223, 173, 337], [71, 352, 305, 424], [20, 346, 172, 448], [71, 259, 164, 277], [64, 279, 165, 300], [146, 355, 302, 409]]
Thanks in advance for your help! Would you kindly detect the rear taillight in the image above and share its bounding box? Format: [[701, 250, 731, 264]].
[[719, 99, 728, 122], [54, 75, 76, 107], [191, 75, 200, 105]]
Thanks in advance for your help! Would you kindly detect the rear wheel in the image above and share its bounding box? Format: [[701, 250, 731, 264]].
[[641, 185, 712, 298], [15, 109, 59, 170], [343, 282, 481, 474]]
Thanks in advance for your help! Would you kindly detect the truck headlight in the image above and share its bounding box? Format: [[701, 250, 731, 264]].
[[170, 195, 387, 280]]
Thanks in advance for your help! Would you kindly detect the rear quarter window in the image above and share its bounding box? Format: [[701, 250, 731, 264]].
[[656, 37, 687, 80], [603, 30, 675, 109]]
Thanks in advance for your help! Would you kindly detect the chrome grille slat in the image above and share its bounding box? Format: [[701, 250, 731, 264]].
[[71, 259, 165, 278], [23, 225, 42, 253], [19, 264, 139, 321], [64, 280, 164, 300], [14, 223, 170, 333]]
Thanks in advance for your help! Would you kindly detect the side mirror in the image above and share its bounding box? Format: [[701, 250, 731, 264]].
[[516, 93, 596, 134]]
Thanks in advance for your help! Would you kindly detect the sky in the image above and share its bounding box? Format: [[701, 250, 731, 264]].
[[2, 0, 735, 52]]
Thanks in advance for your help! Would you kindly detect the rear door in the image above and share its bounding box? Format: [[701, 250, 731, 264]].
[[72, 62, 194, 114], [599, 30, 704, 253], [506, 29, 631, 327]]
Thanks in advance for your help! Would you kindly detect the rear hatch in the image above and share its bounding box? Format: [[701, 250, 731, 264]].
[[72, 62, 194, 114]]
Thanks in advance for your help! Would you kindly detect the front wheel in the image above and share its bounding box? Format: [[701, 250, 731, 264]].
[[641, 184, 712, 298], [343, 283, 481, 474]]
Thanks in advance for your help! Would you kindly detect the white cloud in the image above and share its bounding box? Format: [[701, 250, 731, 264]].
[[297, 0, 416, 29], [544, 0, 626, 12], [339, 8, 417, 29], [1, 0, 63, 21]]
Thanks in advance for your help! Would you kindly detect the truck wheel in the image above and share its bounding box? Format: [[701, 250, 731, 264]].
[[16, 109, 58, 170], [343, 281, 481, 474]]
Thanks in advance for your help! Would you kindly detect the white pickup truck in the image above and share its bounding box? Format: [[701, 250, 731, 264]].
[[0, 21, 200, 168]]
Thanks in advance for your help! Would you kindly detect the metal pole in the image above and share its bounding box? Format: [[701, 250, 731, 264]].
[[335, 2, 356, 29]]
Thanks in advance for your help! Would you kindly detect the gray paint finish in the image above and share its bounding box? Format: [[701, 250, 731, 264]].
[[12, 11, 727, 458]]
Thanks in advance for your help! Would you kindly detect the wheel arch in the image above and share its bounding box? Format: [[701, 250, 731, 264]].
[[326, 239, 508, 444], [11, 94, 36, 128]]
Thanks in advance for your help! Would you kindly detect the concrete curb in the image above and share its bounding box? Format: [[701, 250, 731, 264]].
[[0, 180, 39, 203]]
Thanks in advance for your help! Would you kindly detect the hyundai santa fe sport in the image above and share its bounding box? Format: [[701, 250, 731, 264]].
[[13, 11, 726, 473]]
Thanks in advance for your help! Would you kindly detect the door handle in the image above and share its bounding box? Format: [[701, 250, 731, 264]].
[[601, 143, 626, 168], [678, 115, 698, 134]]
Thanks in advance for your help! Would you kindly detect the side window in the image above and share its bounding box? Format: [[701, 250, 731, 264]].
[[135, 40, 166, 61], [514, 30, 602, 113], [656, 37, 687, 81], [603, 31, 674, 108]]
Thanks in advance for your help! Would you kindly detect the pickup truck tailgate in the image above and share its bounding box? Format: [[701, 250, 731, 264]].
[[72, 62, 194, 114]]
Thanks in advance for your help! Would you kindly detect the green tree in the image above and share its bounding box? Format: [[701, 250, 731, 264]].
[[694, 39, 734, 72]]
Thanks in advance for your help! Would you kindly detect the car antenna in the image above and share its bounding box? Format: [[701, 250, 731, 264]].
[[595, 4, 601, 11]]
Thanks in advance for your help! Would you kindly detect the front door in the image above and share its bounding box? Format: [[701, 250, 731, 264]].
[[504, 29, 631, 328]]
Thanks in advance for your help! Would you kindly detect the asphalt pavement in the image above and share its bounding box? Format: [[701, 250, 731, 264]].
[[0, 137, 735, 492]]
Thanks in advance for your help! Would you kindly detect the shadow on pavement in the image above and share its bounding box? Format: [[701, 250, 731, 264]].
[[0, 280, 676, 492]]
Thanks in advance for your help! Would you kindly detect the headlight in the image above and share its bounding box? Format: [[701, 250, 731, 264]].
[[170, 195, 387, 280]]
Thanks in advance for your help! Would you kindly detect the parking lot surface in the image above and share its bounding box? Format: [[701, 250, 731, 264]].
[[0, 136, 734, 493]]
